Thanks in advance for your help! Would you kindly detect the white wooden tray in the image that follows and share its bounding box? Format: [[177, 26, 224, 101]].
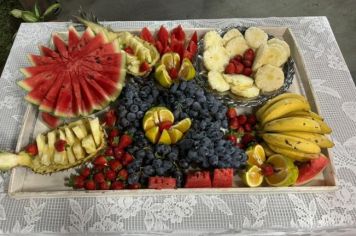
[[8, 26, 337, 199]]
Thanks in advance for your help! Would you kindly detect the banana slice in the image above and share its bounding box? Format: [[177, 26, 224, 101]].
[[222, 28, 243, 45], [268, 38, 290, 59], [231, 85, 260, 98], [223, 74, 254, 89], [245, 27, 268, 49], [204, 31, 223, 50], [224, 36, 249, 58], [203, 45, 229, 72], [208, 71, 230, 92], [252, 44, 287, 71], [255, 64, 284, 92]]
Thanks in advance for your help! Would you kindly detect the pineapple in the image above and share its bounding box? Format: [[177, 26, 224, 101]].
[[72, 125, 87, 140], [89, 118, 101, 146], [66, 147, 76, 164], [72, 142, 85, 160], [64, 127, 76, 145], [82, 135, 97, 154]]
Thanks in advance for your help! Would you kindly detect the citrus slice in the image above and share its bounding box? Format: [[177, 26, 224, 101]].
[[242, 165, 264, 187], [246, 144, 266, 166], [158, 109, 174, 123], [260, 142, 275, 157], [265, 154, 299, 187], [168, 128, 183, 144], [161, 52, 180, 70], [178, 58, 196, 81], [142, 113, 156, 131], [158, 129, 172, 145], [155, 64, 173, 88], [145, 126, 160, 144], [172, 118, 192, 133]]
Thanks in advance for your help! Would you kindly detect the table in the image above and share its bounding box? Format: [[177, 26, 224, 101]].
[[0, 17, 356, 235]]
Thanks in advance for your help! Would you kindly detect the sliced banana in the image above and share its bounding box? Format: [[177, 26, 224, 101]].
[[208, 71, 230, 92], [204, 31, 223, 50], [268, 38, 290, 59], [255, 64, 284, 92], [231, 85, 260, 98], [245, 27, 268, 49], [224, 36, 249, 58], [203, 45, 229, 72], [222, 28, 243, 45], [223, 74, 254, 89], [252, 43, 287, 71]]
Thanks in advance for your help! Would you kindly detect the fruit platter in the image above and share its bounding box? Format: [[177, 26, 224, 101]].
[[1, 17, 336, 198]]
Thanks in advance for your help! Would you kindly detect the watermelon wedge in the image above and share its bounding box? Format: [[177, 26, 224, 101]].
[[19, 26, 126, 118]]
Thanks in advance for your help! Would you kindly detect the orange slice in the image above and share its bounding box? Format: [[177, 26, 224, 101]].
[[172, 118, 192, 133], [145, 126, 160, 144], [158, 109, 174, 123], [168, 128, 183, 144], [158, 129, 172, 145]]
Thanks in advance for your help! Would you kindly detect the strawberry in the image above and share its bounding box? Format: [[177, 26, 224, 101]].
[[105, 148, 114, 156], [183, 50, 193, 61], [229, 117, 239, 130], [212, 168, 234, 187], [168, 68, 178, 79], [103, 109, 117, 127], [70, 175, 85, 189], [234, 62, 244, 74], [25, 143, 38, 156], [237, 115, 247, 125], [163, 46, 172, 54], [84, 179, 96, 190], [241, 133, 255, 146], [109, 136, 120, 147], [128, 183, 141, 189], [109, 128, 119, 138], [247, 114, 257, 125], [111, 181, 125, 190], [94, 155, 107, 166], [171, 25, 186, 42], [170, 35, 185, 60], [148, 176, 176, 189], [159, 121, 173, 132], [94, 172, 105, 184], [186, 40, 197, 56], [189, 31, 198, 44], [155, 40, 164, 54], [80, 167, 91, 178], [140, 27, 155, 43], [243, 67, 252, 76], [244, 123, 252, 132], [235, 142, 245, 149], [237, 126, 245, 133], [139, 61, 150, 72], [54, 140, 66, 152], [109, 159, 122, 171], [225, 62, 235, 74], [99, 181, 111, 190], [157, 26, 169, 48], [243, 59, 252, 67], [244, 48, 255, 61], [124, 46, 134, 55], [113, 147, 124, 160], [94, 164, 105, 172], [117, 169, 128, 180], [185, 171, 211, 188], [261, 164, 274, 176], [226, 134, 237, 144], [122, 153, 134, 166], [226, 107, 237, 119], [105, 169, 117, 181], [118, 134, 133, 150]]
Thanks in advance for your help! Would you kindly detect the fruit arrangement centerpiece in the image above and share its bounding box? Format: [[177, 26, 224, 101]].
[[0, 17, 335, 191]]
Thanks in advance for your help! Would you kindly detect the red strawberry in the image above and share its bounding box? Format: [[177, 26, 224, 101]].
[[237, 115, 247, 125], [226, 107, 237, 119], [99, 181, 111, 190], [128, 183, 141, 189], [247, 114, 257, 125], [190, 31, 198, 44], [244, 48, 255, 61], [163, 46, 172, 54], [237, 126, 245, 133], [109, 159, 122, 171], [226, 134, 237, 144], [155, 40, 164, 54], [80, 167, 91, 178], [117, 169, 128, 180], [140, 27, 155, 43], [118, 134, 133, 150], [148, 176, 176, 189], [113, 147, 124, 160], [261, 164, 274, 176], [54, 140, 66, 152], [235, 142, 245, 149], [244, 123, 252, 132], [229, 117, 239, 130], [241, 133, 255, 145], [234, 55, 243, 62], [168, 68, 178, 79], [171, 25, 186, 42], [94, 156, 107, 166], [159, 121, 173, 132], [111, 181, 125, 190], [109, 136, 120, 147], [84, 179, 96, 190], [157, 26, 169, 48], [243, 59, 252, 67], [243, 67, 252, 76], [124, 46, 134, 55], [234, 62, 244, 74], [109, 128, 119, 138], [71, 175, 85, 189], [25, 143, 38, 156], [183, 50, 193, 61], [225, 62, 235, 74], [94, 164, 105, 172], [186, 40, 197, 56], [105, 169, 117, 181], [139, 61, 150, 72], [94, 172, 105, 184], [105, 148, 114, 156], [122, 153, 134, 166], [170, 35, 185, 60], [103, 109, 117, 127], [185, 171, 211, 188], [212, 168, 234, 187]]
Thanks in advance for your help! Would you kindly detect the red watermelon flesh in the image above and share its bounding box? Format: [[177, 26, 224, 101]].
[[41, 112, 61, 129], [19, 26, 125, 118], [295, 154, 330, 186]]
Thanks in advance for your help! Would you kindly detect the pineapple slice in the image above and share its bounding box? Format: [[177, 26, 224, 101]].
[[40, 144, 51, 166], [72, 125, 88, 140], [47, 131, 56, 157], [58, 129, 66, 141], [82, 135, 97, 154], [64, 127, 76, 145], [36, 133, 46, 156], [89, 118, 101, 147], [66, 146, 76, 164], [72, 142, 85, 160], [53, 150, 68, 165]]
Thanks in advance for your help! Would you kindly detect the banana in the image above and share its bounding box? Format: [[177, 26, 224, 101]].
[[222, 28, 243, 45], [252, 43, 287, 71], [204, 31, 223, 50], [268, 38, 290, 60], [267, 143, 318, 161], [260, 142, 276, 157], [281, 111, 324, 121], [223, 74, 254, 89], [255, 64, 284, 92], [203, 45, 229, 72], [245, 27, 268, 49], [224, 36, 249, 58], [260, 98, 311, 125], [208, 71, 230, 92], [283, 132, 334, 148], [256, 93, 308, 121], [276, 113, 331, 134], [261, 133, 321, 154], [231, 85, 260, 98], [314, 119, 332, 134], [252, 44, 268, 71], [263, 117, 321, 133]]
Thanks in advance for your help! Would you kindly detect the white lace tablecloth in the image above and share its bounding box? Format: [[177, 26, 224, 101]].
[[0, 17, 356, 235]]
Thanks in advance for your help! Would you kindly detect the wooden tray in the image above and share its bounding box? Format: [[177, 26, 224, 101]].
[[8, 26, 337, 199]]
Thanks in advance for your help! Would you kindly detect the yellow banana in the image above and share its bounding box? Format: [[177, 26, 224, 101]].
[[260, 98, 311, 125], [260, 142, 275, 157], [263, 117, 321, 133], [267, 143, 319, 161], [314, 119, 332, 134], [283, 132, 334, 148], [261, 133, 321, 154], [256, 93, 308, 121], [283, 111, 324, 121]]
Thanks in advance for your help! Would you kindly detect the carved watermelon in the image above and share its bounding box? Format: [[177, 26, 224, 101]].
[[294, 154, 330, 186], [18, 26, 126, 118]]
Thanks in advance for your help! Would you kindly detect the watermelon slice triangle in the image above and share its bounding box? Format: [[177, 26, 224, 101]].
[[54, 72, 75, 117]]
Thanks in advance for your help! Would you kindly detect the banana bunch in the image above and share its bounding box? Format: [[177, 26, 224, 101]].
[[257, 93, 334, 161]]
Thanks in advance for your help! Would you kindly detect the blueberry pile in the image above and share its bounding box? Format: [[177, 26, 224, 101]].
[[115, 78, 247, 187]]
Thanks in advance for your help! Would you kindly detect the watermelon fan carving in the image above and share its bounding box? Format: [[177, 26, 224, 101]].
[[18, 26, 126, 118]]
